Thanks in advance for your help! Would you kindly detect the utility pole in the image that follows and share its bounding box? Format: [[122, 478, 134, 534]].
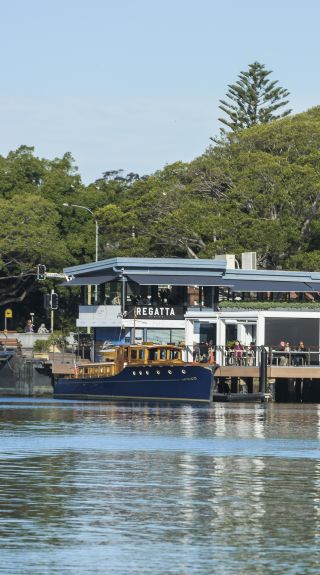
[[49, 290, 59, 333], [51, 289, 54, 333]]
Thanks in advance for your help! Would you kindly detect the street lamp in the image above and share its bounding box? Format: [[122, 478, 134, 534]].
[[63, 203, 99, 262]]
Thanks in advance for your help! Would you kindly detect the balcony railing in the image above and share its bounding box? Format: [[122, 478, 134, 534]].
[[197, 346, 320, 368]]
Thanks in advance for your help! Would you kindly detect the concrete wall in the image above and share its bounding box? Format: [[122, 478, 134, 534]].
[[1, 332, 50, 353], [0, 355, 53, 396]]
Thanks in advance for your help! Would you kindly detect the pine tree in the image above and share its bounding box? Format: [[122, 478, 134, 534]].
[[218, 62, 291, 131]]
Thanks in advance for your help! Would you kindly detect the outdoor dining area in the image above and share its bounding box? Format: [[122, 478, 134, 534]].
[[202, 342, 320, 368]]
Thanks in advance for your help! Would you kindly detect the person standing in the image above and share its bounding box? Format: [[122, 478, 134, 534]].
[[294, 341, 307, 366], [234, 341, 244, 365], [24, 319, 34, 333]]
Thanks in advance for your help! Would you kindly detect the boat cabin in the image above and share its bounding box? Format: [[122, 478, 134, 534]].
[[74, 343, 184, 379], [101, 343, 184, 366]]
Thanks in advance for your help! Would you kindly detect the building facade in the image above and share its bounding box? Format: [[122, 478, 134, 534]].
[[62, 257, 320, 363]]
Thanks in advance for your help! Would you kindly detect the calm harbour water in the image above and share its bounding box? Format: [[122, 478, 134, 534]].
[[0, 399, 320, 575]]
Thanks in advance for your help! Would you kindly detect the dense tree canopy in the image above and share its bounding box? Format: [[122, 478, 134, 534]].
[[2, 106, 320, 329], [96, 107, 320, 271]]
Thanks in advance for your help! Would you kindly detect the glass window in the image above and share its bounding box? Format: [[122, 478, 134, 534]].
[[171, 329, 184, 344], [146, 329, 171, 345], [133, 329, 143, 344]]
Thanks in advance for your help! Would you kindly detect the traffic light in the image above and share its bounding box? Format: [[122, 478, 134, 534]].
[[37, 264, 46, 280], [43, 294, 51, 310], [50, 292, 59, 310]]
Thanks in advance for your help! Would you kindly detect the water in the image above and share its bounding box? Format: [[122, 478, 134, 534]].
[[0, 399, 320, 575]]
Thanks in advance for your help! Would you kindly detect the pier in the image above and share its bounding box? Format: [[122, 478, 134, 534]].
[[212, 346, 320, 402]]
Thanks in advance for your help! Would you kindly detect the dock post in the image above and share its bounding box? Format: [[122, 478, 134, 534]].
[[259, 347, 267, 400]]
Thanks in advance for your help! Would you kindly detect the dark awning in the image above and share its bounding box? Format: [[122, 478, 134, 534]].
[[308, 283, 320, 292], [229, 280, 314, 292], [126, 273, 233, 286], [62, 274, 118, 286]]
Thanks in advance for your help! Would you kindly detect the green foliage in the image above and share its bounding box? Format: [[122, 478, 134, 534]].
[[33, 332, 67, 353], [0, 193, 68, 270], [33, 339, 50, 353], [47, 331, 67, 348], [0, 146, 103, 314], [94, 106, 320, 271], [218, 62, 291, 131], [3, 108, 319, 288], [4, 105, 320, 329], [220, 301, 320, 310]]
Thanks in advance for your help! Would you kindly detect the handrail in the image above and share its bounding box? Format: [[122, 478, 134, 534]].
[[195, 345, 320, 367]]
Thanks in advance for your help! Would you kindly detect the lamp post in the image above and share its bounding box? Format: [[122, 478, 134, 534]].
[[63, 202, 99, 323], [62, 203, 99, 262]]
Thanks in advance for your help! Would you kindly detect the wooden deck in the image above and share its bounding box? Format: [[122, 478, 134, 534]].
[[215, 365, 320, 378]]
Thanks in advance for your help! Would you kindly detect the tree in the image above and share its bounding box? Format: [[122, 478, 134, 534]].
[[0, 194, 70, 307], [218, 62, 291, 131]]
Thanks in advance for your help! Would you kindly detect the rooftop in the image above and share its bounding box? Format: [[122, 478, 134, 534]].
[[63, 257, 320, 292]]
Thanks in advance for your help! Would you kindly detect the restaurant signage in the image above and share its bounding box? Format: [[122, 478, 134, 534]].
[[134, 306, 184, 320]]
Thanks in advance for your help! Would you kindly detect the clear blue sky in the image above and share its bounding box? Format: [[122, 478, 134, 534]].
[[1, 0, 319, 183]]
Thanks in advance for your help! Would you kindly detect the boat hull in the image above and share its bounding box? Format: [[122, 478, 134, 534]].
[[54, 364, 214, 402]]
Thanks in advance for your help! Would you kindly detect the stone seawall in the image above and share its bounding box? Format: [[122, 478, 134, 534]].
[[0, 355, 53, 396]]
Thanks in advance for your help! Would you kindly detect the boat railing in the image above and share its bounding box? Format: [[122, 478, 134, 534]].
[[64, 361, 117, 379]]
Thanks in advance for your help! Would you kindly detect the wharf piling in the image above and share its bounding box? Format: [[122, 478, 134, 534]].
[[259, 347, 267, 400]]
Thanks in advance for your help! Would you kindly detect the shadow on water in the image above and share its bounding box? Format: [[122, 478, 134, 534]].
[[0, 399, 320, 574]]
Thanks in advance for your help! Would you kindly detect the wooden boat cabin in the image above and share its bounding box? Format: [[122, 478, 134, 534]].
[[73, 344, 185, 380]]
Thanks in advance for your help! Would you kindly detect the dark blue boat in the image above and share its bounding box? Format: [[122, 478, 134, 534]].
[[54, 344, 214, 403]]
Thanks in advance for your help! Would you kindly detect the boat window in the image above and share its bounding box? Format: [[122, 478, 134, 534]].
[[148, 349, 158, 361], [138, 349, 145, 360], [130, 349, 137, 360], [160, 349, 166, 360], [169, 349, 180, 360]]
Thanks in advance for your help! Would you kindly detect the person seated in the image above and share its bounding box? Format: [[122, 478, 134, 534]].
[[37, 323, 49, 334], [277, 340, 288, 366]]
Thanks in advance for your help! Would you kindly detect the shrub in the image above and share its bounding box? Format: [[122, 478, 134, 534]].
[[33, 339, 50, 353]]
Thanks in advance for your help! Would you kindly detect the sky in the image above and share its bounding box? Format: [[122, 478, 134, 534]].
[[1, 0, 320, 184]]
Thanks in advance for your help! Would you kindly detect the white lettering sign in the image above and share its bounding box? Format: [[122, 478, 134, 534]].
[[135, 306, 176, 318]]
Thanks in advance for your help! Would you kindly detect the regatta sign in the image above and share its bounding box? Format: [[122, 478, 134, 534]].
[[127, 305, 184, 320], [136, 306, 175, 318]]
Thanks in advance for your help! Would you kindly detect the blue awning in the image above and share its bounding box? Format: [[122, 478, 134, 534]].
[[61, 274, 118, 286], [230, 280, 314, 292], [308, 283, 320, 292], [126, 273, 233, 286]]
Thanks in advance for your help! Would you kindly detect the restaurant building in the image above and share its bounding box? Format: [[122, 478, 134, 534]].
[[63, 254, 320, 363]]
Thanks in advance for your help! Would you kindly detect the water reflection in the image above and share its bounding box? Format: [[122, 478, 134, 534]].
[[0, 400, 320, 574]]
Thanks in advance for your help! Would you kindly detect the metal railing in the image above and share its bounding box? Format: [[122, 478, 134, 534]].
[[195, 346, 320, 368]]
